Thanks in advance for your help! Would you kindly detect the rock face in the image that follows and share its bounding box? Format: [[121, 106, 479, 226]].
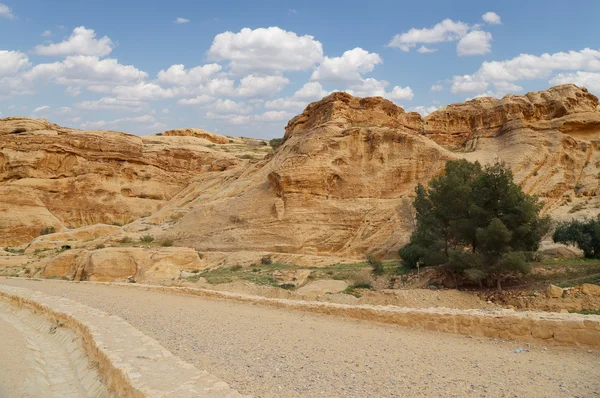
[[3, 84, 600, 269], [0, 118, 267, 245], [42, 247, 205, 282]]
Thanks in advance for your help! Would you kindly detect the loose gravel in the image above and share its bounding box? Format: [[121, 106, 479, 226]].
[[2, 278, 599, 398]]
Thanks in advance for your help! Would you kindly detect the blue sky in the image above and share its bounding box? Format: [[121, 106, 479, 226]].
[[0, 0, 599, 138]]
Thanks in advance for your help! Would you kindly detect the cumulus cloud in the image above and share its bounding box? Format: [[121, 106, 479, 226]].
[[157, 63, 222, 86], [417, 46, 437, 54], [265, 82, 329, 111], [388, 19, 469, 52], [0, 3, 15, 19], [33, 26, 114, 56], [386, 86, 415, 100], [451, 48, 600, 94], [33, 105, 50, 113], [457, 31, 492, 56], [21, 55, 147, 92], [206, 110, 294, 125], [174, 17, 190, 24], [208, 27, 323, 73], [0, 51, 31, 77], [236, 75, 289, 97], [74, 97, 145, 112], [177, 95, 214, 106], [407, 105, 438, 116], [550, 71, 600, 93], [311, 48, 382, 84], [482, 12, 502, 25], [110, 82, 184, 100], [431, 84, 444, 92], [41, 30, 52, 37]]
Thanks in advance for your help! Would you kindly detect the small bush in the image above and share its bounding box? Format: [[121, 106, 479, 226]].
[[269, 138, 284, 150], [569, 203, 584, 213], [228, 139, 234, 143], [119, 236, 133, 244], [160, 239, 174, 247], [367, 253, 384, 275], [260, 255, 273, 265], [350, 275, 373, 290], [140, 234, 154, 243], [40, 226, 56, 236], [279, 283, 296, 290], [229, 265, 243, 271], [95, 243, 106, 250], [128, 279, 137, 283]]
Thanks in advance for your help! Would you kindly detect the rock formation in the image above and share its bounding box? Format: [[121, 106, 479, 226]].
[[0, 118, 267, 245], [1, 84, 600, 277]]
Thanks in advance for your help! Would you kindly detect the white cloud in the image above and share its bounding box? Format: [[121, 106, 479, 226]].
[[161, 108, 170, 114], [457, 31, 492, 56], [57, 106, 74, 114], [174, 17, 190, 24], [417, 46, 438, 54], [0, 51, 30, 77], [41, 30, 52, 37], [264, 98, 306, 111], [75, 97, 144, 112], [177, 95, 214, 106], [108, 115, 155, 125], [33, 105, 50, 113], [111, 82, 183, 100], [157, 63, 222, 86], [407, 105, 438, 116], [209, 99, 252, 114], [236, 74, 289, 97], [451, 75, 490, 93], [482, 12, 502, 25], [65, 86, 81, 96], [388, 19, 469, 51], [208, 27, 323, 73], [311, 47, 382, 84], [293, 82, 328, 101], [33, 26, 114, 56], [451, 48, 600, 95], [23, 55, 147, 89], [431, 84, 444, 92], [0, 3, 15, 19], [550, 71, 600, 93], [206, 110, 294, 125], [387, 85, 415, 100], [80, 120, 107, 129]]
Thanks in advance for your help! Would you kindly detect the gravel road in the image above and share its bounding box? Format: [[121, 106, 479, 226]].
[[2, 278, 599, 398]]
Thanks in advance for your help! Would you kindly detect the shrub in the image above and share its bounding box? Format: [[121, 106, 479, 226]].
[[95, 243, 106, 250], [229, 265, 243, 271], [260, 255, 273, 265], [118, 236, 133, 244], [40, 226, 56, 236], [160, 239, 173, 247], [140, 234, 154, 243], [350, 275, 373, 289], [568, 203, 584, 214], [553, 216, 600, 258], [366, 253, 384, 275], [269, 138, 284, 150]]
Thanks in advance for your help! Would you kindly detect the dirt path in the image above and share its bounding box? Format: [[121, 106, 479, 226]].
[[2, 278, 599, 398]]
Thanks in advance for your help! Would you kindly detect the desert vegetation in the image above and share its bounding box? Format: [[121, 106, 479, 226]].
[[400, 160, 551, 290]]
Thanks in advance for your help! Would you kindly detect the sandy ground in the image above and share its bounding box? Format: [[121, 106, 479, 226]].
[[0, 317, 30, 397], [2, 278, 599, 398]]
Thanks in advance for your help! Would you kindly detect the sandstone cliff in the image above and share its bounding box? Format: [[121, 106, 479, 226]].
[[0, 118, 267, 245], [2, 84, 599, 267]]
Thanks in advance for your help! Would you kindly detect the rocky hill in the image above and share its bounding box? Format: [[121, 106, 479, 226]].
[[1, 84, 599, 276]]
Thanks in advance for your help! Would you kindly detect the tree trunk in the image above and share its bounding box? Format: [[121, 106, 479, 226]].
[[496, 278, 502, 291], [451, 271, 458, 290]]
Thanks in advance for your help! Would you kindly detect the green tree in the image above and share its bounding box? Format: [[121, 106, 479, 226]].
[[269, 138, 284, 150], [399, 160, 550, 289], [553, 216, 600, 258]]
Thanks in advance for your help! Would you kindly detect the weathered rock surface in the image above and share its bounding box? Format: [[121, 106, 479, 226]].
[[3, 84, 600, 271], [581, 283, 600, 296], [41, 247, 205, 282], [546, 284, 564, 299], [0, 118, 269, 245]]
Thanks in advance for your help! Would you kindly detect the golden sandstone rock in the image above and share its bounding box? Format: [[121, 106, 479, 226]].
[[2, 84, 600, 273]]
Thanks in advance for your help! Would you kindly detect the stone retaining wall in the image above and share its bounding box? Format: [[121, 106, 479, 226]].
[[0, 284, 245, 398], [109, 282, 600, 349]]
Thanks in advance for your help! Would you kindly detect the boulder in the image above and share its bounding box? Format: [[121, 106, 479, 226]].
[[546, 284, 564, 298], [581, 283, 600, 296]]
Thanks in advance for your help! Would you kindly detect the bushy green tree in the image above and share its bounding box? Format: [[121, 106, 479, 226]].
[[399, 160, 550, 289], [553, 216, 600, 258]]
